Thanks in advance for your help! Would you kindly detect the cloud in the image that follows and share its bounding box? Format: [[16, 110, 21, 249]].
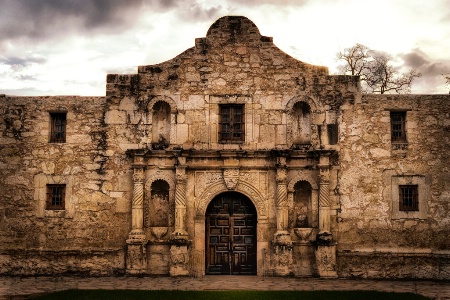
[[401, 49, 450, 76], [0, 0, 155, 44], [0, 56, 47, 67], [227, 0, 309, 6], [400, 48, 450, 93]]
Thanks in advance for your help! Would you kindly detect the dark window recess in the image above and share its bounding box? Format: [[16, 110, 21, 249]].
[[46, 184, 66, 210], [50, 113, 66, 143], [327, 124, 338, 145], [391, 111, 406, 143], [399, 185, 418, 211], [219, 105, 244, 143]]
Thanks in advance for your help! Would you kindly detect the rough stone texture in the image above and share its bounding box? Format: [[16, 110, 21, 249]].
[[0, 16, 449, 279], [0, 96, 129, 275], [337, 94, 450, 278]]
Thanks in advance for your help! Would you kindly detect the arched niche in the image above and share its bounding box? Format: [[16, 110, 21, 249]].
[[149, 180, 170, 227], [144, 170, 176, 228], [147, 96, 177, 149], [291, 101, 311, 145], [293, 181, 313, 228], [288, 174, 319, 229]]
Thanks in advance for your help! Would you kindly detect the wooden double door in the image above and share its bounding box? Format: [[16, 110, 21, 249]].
[[206, 192, 257, 275]]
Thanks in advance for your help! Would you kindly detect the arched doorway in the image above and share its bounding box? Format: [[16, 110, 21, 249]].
[[205, 192, 257, 275]]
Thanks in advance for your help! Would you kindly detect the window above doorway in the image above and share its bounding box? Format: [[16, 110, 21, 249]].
[[219, 104, 245, 143]]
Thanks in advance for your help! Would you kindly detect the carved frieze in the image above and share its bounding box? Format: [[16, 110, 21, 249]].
[[194, 170, 269, 217]]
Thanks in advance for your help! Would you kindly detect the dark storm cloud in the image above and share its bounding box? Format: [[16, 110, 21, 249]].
[[228, 0, 309, 6], [400, 49, 450, 93], [401, 49, 450, 76], [0, 0, 181, 42]]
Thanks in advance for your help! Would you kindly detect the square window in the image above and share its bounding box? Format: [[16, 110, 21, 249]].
[[46, 184, 66, 210], [219, 104, 244, 143], [390, 111, 406, 143], [50, 112, 66, 143], [399, 185, 418, 211]]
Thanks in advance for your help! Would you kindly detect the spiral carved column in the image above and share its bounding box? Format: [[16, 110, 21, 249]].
[[129, 167, 146, 241], [126, 159, 147, 275], [173, 168, 188, 238], [318, 155, 331, 234]]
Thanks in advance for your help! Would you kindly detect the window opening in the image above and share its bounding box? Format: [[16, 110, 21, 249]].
[[46, 184, 66, 210], [399, 185, 418, 211], [391, 111, 406, 143], [50, 113, 66, 143], [219, 104, 244, 143]]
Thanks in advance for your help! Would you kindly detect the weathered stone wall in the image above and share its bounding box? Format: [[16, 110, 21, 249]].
[[0, 95, 129, 275], [337, 94, 450, 278], [1, 16, 448, 279]]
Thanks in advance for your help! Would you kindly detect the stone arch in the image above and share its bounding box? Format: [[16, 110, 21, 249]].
[[195, 181, 267, 219], [144, 169, 176, 227], [288, 172, 319, 229], [147, 96, 178, 147], [285, 95, 319, 113], [288, 172, 318, 192], [147, 95, 177, 113]]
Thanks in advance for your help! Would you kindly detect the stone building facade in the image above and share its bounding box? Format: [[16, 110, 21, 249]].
[[0, 16, 449, 279]]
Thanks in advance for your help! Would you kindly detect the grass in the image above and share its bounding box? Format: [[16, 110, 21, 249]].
[[30, 290, 431, 300]]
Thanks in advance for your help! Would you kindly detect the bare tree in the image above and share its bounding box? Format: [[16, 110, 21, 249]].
[[443, 73, 450, 93], [336, 43, 370, 76], [337, 44, 421, 94]]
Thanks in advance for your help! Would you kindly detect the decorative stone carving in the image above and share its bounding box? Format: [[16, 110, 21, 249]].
[[129, 167, 145, 241], [315, 244, 337, 278], [272, 231, 293, 276], [169, 245, 190, 276], [223, 168, 239, 190], [126, 242, 147, 274], [173, 166, 188, 238], [151, 227, 168, 242]]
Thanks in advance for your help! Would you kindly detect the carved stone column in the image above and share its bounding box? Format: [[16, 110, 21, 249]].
[[170, 157, 190, 276], [129, 167, 146, 240], [318, 155, 331, 233], [126, 155, 147, 274], [273, 160, 293, 276], [275, 167, 289, 233], [172, 158, 188, 239], [315, 153, 337, 278]]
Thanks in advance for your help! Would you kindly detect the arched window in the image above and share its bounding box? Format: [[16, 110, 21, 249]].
[[292, 102, 311, 145], [149, 180, 170, 227], [152, 101, 171, 149], [293, 181, 312, 228]]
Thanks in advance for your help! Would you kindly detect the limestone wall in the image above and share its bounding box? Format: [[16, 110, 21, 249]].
[[337, 94, 450, 278], [0, 95, 128, 275]]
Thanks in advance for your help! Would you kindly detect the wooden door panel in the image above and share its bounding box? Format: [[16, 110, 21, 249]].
[[206, 193, 256, 275]]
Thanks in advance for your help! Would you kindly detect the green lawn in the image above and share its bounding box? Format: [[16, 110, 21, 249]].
[[30, 290, 430, 300]]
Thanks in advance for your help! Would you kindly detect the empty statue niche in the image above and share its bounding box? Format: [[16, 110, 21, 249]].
[[293, 180, 312, 228], [152, 101, 171, 149], [149, 180, 170, 227], [291, 101, 311, 146]]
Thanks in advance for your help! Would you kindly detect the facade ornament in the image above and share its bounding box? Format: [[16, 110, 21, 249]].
[[128, 166, 146, 241], [223, 168, 239, 190]]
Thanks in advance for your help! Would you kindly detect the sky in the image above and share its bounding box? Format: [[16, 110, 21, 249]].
[[1, 0, 450, 96]]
